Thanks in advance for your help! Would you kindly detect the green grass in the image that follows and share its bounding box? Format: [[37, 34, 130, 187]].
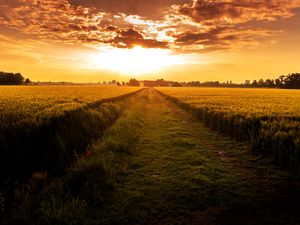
[[3, 92, 145, 225], [3, 88, 300, 225], [92, 90, 252, 224], [84, 89, 298, 225]]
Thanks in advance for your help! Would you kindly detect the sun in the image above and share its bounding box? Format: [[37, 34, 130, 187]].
[[88, 46, 186, 75]]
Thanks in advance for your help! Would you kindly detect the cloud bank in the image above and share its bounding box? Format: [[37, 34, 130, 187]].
[[0, 0, 300, 52]]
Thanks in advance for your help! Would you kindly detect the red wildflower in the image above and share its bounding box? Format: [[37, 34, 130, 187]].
[[85, 149, 92, 158]]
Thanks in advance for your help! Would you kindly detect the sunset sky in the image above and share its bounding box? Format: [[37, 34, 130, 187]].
[[0, 0, 300, 82]]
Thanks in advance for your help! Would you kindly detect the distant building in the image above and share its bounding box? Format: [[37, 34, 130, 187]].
[[140, 80, 160, 87], [139, 79, 176, 87]]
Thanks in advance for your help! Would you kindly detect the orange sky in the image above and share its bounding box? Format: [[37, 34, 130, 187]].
[[0, 0, 300, 82]]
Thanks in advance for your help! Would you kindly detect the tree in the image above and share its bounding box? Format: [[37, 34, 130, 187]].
[[265, 79, 275, 88], [156, 79, 168, 86], [283, 73, 300, 89], [252, 80, 258, 88], [128, 78, 140, 86], [275, 78, 282, 88], [244, 80, 251, 86], [0, 71, 25, 85], [171, 82, 182, 87], [258, 79, 265, 87], [24, 78, 31, 85]]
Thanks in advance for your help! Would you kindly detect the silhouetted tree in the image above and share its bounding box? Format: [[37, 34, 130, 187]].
[[171, 82, 182, 87], [24, 78, 31, 85], [252, 80, 258, 88], [244, 80, 251, 87], [265, 79, 275, 88], [128, 78, 140, 86], [171, 73, 300, 89], [156, 79, 169, 86], [0, 72, 25, 85], [258, 79, 265, 87], [283, 73, 300, 89]]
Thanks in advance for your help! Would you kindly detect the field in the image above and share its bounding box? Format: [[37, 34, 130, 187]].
[[156, 87, 300, 169], [1, 87, 300, 225], [0, 86, 141, 184], [0, 86, 140, 129]]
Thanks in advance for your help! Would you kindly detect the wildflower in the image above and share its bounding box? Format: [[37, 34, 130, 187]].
[[85, 148, 92, 159]]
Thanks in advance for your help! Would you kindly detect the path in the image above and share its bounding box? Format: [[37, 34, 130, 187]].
[[96, 88, 300, 225]]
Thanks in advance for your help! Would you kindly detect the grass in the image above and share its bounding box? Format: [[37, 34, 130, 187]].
[[83, 89, 298, 225], [2, 88, 300, 225], [155, 87, 300, 170], [93, 90, 252, 224], [2, 89, 146, 225]]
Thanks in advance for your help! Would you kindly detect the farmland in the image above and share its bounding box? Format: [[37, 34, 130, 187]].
[[156, 87, 300, 169], [0, 86, 141, 184], [1, 87, 300, 225], [0, 86, 141, 129]]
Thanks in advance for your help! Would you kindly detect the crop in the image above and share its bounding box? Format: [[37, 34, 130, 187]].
[[0, 86, 141, 184], [0, 86, 140, 129], [156, 87, 300, 170]]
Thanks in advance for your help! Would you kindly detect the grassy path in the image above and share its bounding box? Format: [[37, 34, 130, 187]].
[[4, 88, 300, 225], [95, 88, 300, 225]]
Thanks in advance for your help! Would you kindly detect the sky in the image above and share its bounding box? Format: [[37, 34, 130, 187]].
[[0, 0, 300, 82]]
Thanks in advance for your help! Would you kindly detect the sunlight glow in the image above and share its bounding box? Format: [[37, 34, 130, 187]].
[[89, 46, 187, 75]]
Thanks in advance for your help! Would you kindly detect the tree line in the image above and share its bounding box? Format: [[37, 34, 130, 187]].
[[181, 73, 300, 89], [2, 71, 299, 88], [243, 73, 300, 89], [0, 71, 31, 85], [127, 73, 300, 89]]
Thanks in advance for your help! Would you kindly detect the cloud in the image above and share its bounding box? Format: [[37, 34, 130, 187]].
[[175, 27, 226, 44], [169, 0, 300, 51], [107, 28, 168, 48], [0, 0, 171, 48], [0, 1, 116, 45], [178, 0, 300, 24], [0, 0, 299, 53], [68, 0, 188, 19], [171, 25, 281, 53]]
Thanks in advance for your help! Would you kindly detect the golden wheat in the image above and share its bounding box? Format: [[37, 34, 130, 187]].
[[156, 87, 300, 168], [0, 85, 140, 128]]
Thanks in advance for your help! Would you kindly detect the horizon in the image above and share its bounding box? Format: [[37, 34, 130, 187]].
[[1, 0, 300, 82], [3, 72, 298, 85]]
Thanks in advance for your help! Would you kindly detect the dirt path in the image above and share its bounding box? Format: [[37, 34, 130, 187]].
[[96, 88, 300, 225]]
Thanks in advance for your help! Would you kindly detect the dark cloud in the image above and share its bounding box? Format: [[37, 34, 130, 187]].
[[106, 26, 118, 31], [172, 27, 233, 52], [119, 29, 143, 39], [69, 0, 188, 19], [170, 0, 300, 51], [0, 0, 300, 53], [0, 0, 117, 45], [175, 27, 227, 44], [173, 24, 281, 52], [108, 28, 168, 48], [179, 0, 300, 24]]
